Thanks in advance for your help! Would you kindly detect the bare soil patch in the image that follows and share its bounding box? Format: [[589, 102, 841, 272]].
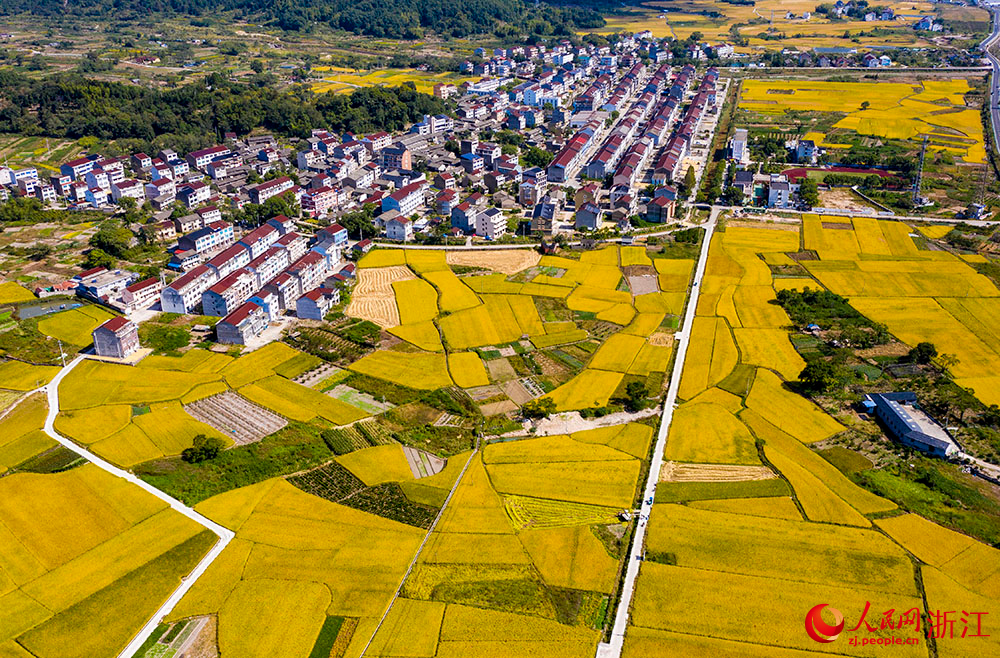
[[628, 275, 659, 296], [818, 188, 878, 213], [648, 332, 675, 347], [486, 357, 517, 381], [480, 399, 519, 416], [466, 384, 504, 401], [623, 265, 655, 277], [725, 220, 799, 231], [855, 342, 910, 359], [501, 379, 534, 405], [446, 249, 540, 274]]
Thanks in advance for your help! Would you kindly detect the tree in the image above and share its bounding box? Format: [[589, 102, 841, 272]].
[[936, 353, 960, 375], [860, 100, 870, 111], [180, 435, 225, 463], [908, 341, 938, 365], [522, 398, 556, 419], [624, 381, 647, 412], [339, 203, 378, 240], [722, 185, 744, 206], [683, 166, 696, 193], [522, 146, 553, 168], [798, 177, 819, 207], [89, 220, 133, 258], [84, 248, 116, 270], [799, 359, 844, 394]]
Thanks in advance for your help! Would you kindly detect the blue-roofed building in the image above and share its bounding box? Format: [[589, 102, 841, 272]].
[[863, 392, 958, 458]]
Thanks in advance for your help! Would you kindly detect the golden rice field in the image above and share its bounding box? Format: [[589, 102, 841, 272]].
[[171, 479, 425, 657], [666, 401, 759, 465], [627, 219, 999, 658], [398, 427, 638, 649], [310, 67, 477, 96], [794, 217, 1000, 406], [336, 444, 415, 486], [348, 246, 688, 411], [0, 281, 35, 304], [36, 305, 116, 346], [52, 343, 373, 467], [348, 350, 454, 389], [584, 0, 942, 47], [0, 394, 52, 474], [0, 465, 214, 656], [741, 79, 986, 163], [0, 360, 60, 391]]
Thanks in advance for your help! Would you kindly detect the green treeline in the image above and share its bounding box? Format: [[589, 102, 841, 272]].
[[0, 70, 448, 151], [0, 0, 605, 39]]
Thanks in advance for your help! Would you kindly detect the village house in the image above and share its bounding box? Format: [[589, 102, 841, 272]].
[[238, 223, 281, 260], [92, 317, 141, 359], [248, 176, 294, 205], [160, 264, 216, 314], [296, 288, 341, 320], [122, 277, 162, 311], [202, 268, 258, 317], [382, 182, 425, 217], [385, 215, 414, 242], [216, 301, 269, 345]]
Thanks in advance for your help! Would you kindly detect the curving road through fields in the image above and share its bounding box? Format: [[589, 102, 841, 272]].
[[39, 356, 234, 658]]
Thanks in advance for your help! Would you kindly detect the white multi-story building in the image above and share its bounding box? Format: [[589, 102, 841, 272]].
[[381, 182, 425, 217], [246, 247, 291, 288], [187, 145, 231, 171], [202, 268, 257, 317], [93, 317, 140, 359], [238, 223, 280, 260], [161, 265, 216, 314], [122, 277, 162, 310], [216, 301, 268, 345], [730, 128, 750, 165], [111, 179, 145, 203], [205, 244, 252, 280], [177, 221, 234, 254], [248, 176, 293, 205], [475, 207, 508, 240]]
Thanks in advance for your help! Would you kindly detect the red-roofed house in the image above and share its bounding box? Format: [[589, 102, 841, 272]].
[[385, 215, 413, 242], [161, 265, 216, 314], [296, 288, 340, 320], [111, 179, 144, 203], [122, 277, 162, 310], [286, 251, 328, 293], [381, 182, 425, 217], [237, 223, 280, 259], [248, 176, 293, 205], [187, 145, 231, 171], [93, 316, 140, 358], [202, 268, 258, 317], [216, 301, 268, 345]]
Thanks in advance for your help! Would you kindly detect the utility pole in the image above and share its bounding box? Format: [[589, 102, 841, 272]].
[[57, 339, 66, 368]]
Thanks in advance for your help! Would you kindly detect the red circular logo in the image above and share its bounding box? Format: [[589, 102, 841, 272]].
[[805, 604, 844, 643]]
